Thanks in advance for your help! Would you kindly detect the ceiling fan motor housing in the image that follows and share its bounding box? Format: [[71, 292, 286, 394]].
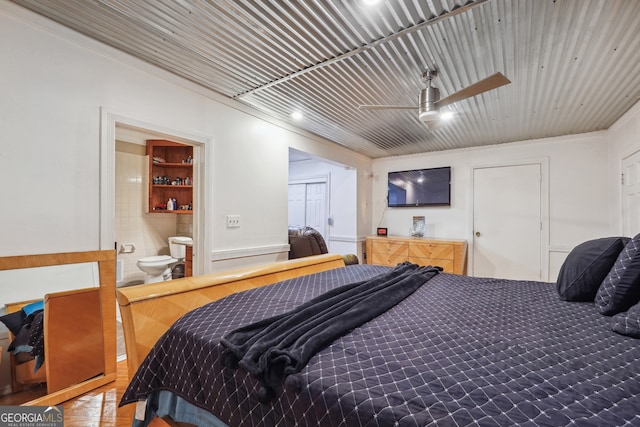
[[419, 86, 440, 122]]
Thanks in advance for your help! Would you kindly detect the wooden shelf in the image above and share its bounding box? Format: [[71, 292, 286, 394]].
[[147, 140, 194, 214], [152, 162, 193, 168], [149, 209, 193, 214]]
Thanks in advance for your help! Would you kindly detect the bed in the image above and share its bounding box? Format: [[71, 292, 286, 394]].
[[118, 239, 640, 426]]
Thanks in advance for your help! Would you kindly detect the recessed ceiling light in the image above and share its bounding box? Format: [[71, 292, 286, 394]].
[[291, 111, 304, 121]]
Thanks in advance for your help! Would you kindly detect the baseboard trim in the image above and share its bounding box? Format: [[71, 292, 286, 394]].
[[210, 244, 290, 261], [328, 235, 363, 243]]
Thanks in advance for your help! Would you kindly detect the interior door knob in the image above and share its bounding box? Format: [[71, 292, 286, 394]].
[[475, 231, 481, 237]]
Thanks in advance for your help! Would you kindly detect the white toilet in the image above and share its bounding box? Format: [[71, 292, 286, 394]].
[[136, 236, 193, 284]]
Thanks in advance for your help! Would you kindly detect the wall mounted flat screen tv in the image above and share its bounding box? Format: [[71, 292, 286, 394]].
[[388, 167, 451, 207]]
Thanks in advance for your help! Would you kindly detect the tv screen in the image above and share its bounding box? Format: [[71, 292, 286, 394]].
[[388, 167, 451, 207]]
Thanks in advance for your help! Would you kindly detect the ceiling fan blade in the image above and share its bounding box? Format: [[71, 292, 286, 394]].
[[358, 104, 416, 110], [436, 72, 511, 108]]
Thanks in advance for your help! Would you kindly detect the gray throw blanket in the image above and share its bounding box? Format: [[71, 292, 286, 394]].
[[221, 262, 441, 402]]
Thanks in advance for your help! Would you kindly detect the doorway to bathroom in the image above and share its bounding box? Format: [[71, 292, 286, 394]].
[[99, 109, 210, 285], [114, 129, 194, 286]]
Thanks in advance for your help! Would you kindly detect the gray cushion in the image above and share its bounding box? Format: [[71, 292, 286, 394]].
[[595, 233, 640, 315], [612, 301, 640, 338], [556, 237, 629, 302]]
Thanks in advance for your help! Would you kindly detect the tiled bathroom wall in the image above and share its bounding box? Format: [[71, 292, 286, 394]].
[[115, 141, 192, 286], [176, 213, 193, 237]]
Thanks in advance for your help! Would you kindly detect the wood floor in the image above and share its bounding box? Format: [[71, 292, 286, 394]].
[[60, 360, 135, 427], [2, 324, 136, 425]]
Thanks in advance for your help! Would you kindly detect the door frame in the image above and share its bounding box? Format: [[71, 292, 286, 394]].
[[468, 158, 550, 281], [99, 108, 213, 276], [621, 149, 640, 236]]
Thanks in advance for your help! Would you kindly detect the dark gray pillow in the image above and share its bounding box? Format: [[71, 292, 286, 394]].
[[0, 310, 26, 336], [595, 233, 640, 315], [612, 301, 640, 338], [556, 237, 629, 301]]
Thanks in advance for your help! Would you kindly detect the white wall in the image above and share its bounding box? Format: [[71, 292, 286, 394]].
[[0, 2, 372, 273], [372, 132, 613, 281]]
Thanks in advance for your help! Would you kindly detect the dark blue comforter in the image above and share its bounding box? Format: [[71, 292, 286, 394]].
[[221, 263, 440, 403], [121, 265, 640, 426]]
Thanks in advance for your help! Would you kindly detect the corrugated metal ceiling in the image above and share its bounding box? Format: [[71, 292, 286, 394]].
[[10, 0, 640, 159]]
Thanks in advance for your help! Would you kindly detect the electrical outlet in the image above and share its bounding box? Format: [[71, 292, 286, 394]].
[[226, 215, 241, 228]]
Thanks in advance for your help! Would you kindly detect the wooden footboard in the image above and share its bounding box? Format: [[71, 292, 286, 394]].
[[117, 253, 346, 380], [45, 287, 105, 394]]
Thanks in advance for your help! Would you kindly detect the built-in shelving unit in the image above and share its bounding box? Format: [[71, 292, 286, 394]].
[[146, 139, 193, 214]]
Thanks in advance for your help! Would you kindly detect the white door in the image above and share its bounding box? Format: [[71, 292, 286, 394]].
[[288, 184, 306, 229], [473, 164, 542, 280], [305, 183, 327, 238], [288, 181, 328, 240], [622, 150, 640, 236]]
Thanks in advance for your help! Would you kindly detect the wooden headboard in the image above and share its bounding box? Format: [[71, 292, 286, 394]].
[[0, 250, 117, 406], [116, 253, 346, 380]]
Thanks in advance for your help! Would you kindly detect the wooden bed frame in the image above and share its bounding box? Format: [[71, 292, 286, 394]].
[[116, 253, 346, 381], [0, 250, 117, 406]]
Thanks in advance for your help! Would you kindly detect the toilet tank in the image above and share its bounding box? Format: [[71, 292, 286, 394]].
[[168, 236, 193, 259]]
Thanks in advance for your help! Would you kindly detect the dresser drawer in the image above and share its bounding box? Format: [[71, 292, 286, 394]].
[[371, 252, 410, 266], [408, 243, 454, 260], [371, 241, 408, 256], [408, 257, 454, 272]]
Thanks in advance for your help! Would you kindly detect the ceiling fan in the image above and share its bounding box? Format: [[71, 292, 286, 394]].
[[358, 70, 511, 130]]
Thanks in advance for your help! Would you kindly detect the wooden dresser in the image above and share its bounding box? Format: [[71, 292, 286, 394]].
[[365, 236, 467, 275]]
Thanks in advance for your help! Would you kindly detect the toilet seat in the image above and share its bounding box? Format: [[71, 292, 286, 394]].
[[137, 255, 175, 267], [137, 237, 192, 284], [137, 255, 175, 284]]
